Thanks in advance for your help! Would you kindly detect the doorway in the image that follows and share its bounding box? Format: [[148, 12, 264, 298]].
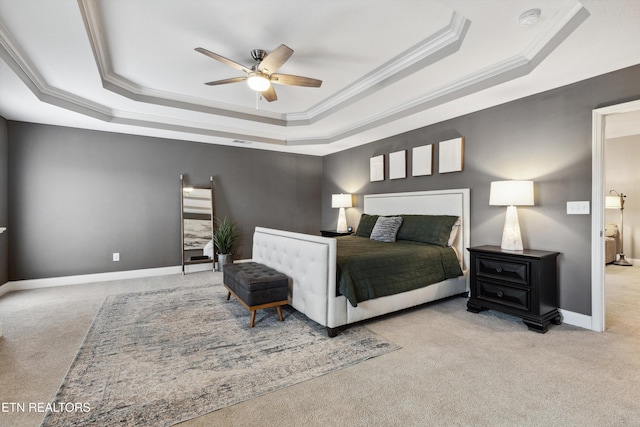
[[591, 99, 640, 332]]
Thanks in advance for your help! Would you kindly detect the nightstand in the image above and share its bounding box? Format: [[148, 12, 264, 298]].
[[467, 245, 561, 333], [320, 230, 353, 237]]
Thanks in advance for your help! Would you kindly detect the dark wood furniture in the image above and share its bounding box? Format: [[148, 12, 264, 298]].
[[320, 230, 353, 237], [467, 245, 561, 333]]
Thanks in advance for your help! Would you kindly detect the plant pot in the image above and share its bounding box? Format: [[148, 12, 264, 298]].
[[217, 253, 233, 272]]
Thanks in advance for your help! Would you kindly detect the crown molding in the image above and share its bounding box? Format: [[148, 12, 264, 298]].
[[287, 1, 590, 146], [1, 1, 589, 150], [77, 0, 288, 126], [287, 11, 470, 124], [0, 18, 113, 121], [523, 0, 589, 61], [78, 0, 469, 127]]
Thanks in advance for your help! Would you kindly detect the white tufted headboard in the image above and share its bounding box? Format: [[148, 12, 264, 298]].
[[364, 188, 470, 271]]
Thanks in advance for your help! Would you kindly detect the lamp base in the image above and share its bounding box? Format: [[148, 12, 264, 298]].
[[336, 207, 348, 233], [614, 253, 633, 266], [500, 205, 524, 251]]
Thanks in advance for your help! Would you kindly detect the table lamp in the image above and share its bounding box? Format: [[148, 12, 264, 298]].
[[490, 180, 534, 251], [332, 193, 352, 233]]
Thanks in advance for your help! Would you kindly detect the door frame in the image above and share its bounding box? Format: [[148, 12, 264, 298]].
[[591, 98, 640, 332]]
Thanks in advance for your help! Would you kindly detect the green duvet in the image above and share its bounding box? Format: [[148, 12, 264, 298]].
[[336, 235, 463, 307]]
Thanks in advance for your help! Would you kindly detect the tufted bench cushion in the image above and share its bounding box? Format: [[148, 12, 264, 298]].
[[223, 262, 289, 327]]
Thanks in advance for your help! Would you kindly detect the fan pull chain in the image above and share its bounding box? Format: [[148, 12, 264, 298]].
[[256, 91, 261, 110]]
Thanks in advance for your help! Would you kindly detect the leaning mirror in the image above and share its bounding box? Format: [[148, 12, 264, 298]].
[[181, 175, 214, 274]]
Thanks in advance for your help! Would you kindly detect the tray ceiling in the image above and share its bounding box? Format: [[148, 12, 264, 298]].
[[1, 0, 640, 155]]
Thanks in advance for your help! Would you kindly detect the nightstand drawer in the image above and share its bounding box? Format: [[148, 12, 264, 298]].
[[476, 256, 529, 285], [477, 280, 530, 312]]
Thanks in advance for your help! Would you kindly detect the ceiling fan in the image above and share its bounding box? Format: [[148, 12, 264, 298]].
[[195, 44, 322, 102]]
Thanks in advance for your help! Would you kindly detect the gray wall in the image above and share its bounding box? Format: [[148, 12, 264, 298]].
[[322, 64, 640, 316], [7, 123, 322, 280], [605, 134, 640, 259], [0, 117, 8, 284], [6, 64, 640, 313]]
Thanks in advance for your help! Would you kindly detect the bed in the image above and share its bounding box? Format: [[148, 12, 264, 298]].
[[252, 189, 470, 336]]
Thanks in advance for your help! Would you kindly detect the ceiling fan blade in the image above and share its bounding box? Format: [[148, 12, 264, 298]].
[[195, 47, 251, 74], [204, 76, 247, 86], [258, 44, 294, 74], [270, 73, 322, 87], [262, 85, 278, 102]]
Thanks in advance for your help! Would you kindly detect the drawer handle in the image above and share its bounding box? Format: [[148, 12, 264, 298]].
[[496, 267, 503, 273], [497, 291, 504, 298]]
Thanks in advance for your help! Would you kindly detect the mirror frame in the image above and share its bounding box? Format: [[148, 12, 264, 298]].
[[180, 175, 214, 274]]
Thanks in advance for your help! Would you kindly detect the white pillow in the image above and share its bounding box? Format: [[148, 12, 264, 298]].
[[370, 216, 403, 242], [448, 217, 461, 247]]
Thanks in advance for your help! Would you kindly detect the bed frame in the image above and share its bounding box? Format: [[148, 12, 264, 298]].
[[252, 188, 470, 336]]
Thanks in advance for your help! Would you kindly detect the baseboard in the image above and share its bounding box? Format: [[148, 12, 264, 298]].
[[0, 264, 215, 296], [0, 269, 598, 333], [0, 260, 257, 297], [559, 308, 594, 330]]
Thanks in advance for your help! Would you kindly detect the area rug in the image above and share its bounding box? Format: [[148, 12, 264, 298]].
[[40, 285, 399, 427]]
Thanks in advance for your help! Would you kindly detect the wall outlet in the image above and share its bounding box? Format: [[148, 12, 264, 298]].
[[112, 252, 120, 262], [567, 201, 590, 215]]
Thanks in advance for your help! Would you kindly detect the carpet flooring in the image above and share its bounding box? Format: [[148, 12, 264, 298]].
[[39, 285, 399, 427], [2, 267, 640, 426]]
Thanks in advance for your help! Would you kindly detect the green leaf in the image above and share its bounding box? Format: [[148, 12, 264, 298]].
[[213, 217, 240, 255]]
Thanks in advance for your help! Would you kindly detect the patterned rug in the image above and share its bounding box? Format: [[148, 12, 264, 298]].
[[40, 285, 399, 426]]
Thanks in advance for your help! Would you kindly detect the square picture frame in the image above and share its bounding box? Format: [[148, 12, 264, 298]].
[[439, 137, 464, 173], [370, 154, 385, 182], [389, 150, 407, 180], [412, 144, 433, 176]]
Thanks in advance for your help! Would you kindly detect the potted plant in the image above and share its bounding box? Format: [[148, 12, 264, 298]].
[[213, 217, 240, 272]]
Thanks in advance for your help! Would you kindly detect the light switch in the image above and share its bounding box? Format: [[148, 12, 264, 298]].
[[567, 201, 590, 215]]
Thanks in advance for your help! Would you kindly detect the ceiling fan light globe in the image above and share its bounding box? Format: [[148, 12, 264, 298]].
[[247, 73, 271, 92]]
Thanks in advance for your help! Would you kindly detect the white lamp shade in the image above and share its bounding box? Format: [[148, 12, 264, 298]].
[[489, 181, 534, 206], [605, 196, 622, 209], [332, 193, 353, 208]]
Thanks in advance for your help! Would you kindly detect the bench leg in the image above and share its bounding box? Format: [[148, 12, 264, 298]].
[[250, 310, 256, 328], [276, 306, 283, 322], [226, 291, 231, 301]]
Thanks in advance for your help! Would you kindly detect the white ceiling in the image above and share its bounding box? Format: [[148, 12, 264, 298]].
[[1, 0, 640, 156]]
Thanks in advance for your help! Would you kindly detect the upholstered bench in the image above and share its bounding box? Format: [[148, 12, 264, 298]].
[[223, 262, 289, 328]]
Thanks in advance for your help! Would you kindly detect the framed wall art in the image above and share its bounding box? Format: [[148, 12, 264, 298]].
[[412, 144, 433, 176], [389, 150, 407, 180], [439, 137, 464, 173], [370, 154, 385, 182]]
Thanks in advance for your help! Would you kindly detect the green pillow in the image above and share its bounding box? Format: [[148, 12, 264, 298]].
[[396, 215, 460, 246], [355, 214, 379, 238]]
